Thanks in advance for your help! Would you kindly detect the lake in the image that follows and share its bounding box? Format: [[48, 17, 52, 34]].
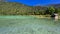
[[0, 16, 60, 34]]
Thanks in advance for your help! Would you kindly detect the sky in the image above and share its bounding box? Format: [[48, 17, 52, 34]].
[[5, 0, 60, 6]]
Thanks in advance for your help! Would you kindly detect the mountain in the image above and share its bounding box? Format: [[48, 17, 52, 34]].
[[0, 2, 34, 15], [47, 4, 60, 8], [0, 1, 60, 15], [0, 1, 48, 15]]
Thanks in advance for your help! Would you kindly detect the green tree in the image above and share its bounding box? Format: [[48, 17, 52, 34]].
[[48, 7, 55, 14], [45, 7, 55, 15]]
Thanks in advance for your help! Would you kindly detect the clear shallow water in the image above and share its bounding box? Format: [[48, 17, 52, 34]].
[[0, 16, 60, 34]]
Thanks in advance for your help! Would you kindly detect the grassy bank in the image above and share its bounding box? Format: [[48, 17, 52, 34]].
[[31, 15, 60, 19], [31, 15, 51, 18]]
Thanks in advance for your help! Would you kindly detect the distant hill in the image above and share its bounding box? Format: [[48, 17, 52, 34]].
[[47, 4, 60, 8], [0, 2, 34, 15], [0, 2, 48, 15], [0, 2, 60, 15]]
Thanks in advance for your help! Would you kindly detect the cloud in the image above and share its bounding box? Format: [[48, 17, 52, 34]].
[[0, 0, 6, 1]]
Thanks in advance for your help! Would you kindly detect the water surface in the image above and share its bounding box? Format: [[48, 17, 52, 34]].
[[0, 16, 60, 34]]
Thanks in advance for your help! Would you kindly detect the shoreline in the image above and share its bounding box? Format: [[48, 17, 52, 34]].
[[0, 15, 60, 19], [31, 15, 51, 18], [31, 15, 60, 19]]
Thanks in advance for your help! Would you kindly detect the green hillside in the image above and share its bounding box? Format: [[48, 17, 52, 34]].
[[0, 2, 34, 15], [0, 2, 60, 15]]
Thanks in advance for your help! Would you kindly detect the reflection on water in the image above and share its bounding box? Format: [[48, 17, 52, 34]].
[[0, 16, 60, 34]]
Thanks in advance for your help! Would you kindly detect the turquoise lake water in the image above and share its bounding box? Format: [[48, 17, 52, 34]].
[[0, 16, 60, 34]]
